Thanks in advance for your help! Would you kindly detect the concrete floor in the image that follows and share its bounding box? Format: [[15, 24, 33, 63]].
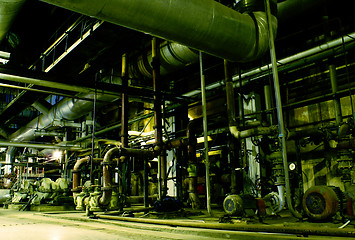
[[0, 208, 353, 240]]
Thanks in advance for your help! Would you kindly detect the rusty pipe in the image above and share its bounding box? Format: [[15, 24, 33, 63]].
[[99, 147, 120, 206], [99, 147, 159, 206], [72, 157, 102, 191], [72, 156, 90, 192]]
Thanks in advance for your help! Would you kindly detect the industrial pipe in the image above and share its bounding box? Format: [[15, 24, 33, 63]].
[[121, 53, 130, 196], [32, 99, 52, 115], [72, 156, 102, 199], [0, 139, 80, 150], [329, 64, 342, 125], [264, 0, 302, 219], [199, 52, 212, 215], [99, 147, 159, 206], [186, 119, 202, 209], [4, 92, 118, 174], [130, 41, 198, 78], [96, 214, 355, 238], [225, 60, 278, 140], [100, 147, 119, 206], [183, 32, 355, 98], [41, 0, 277, 62], [152, 37, 167, 199]]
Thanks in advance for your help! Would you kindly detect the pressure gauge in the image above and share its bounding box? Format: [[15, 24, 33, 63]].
[[289, 162, 296, 171]]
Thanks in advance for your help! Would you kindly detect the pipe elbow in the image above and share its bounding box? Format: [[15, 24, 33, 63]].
[[243, 11, 278, 62], [229, 126, 240, 139]]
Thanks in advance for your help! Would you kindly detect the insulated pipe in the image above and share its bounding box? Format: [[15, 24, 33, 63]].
[[183, 32, 355, 98], [5, 92, 118, 172], [32, 99, 51, 115], [0, 0, 26, 43], [9, 93, 118, 142], [130, 42, 198, 78], [0, 140, 79, 149], [40, 0, 277, 62]]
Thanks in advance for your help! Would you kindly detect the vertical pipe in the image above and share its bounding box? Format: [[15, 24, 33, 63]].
[[329, 64, 342, 125], [225, 60, 237, 127], [264, 0, 302, 219], [264, 85, 274, 125], [143, 159, 149, 207], [199, 52, 212, 215], [187, 119, 201, 209], [90, 83, 97, 184], [224, 60, 237, 194], [121, 54, 129, 148], [121, 53, 130, 196], [152, 37, 167, 199]]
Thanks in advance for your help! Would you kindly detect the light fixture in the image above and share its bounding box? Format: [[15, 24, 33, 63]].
[[52, 150, 63, 160], [0, 51, 10, 64]]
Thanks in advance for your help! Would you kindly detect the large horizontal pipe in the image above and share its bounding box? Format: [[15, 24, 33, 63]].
[[40, 0, 277, 62], [96, 214, 355, 238], [183, 31, 355, 97], [0, 72, 99, 94], [0, 139, 80, 150]]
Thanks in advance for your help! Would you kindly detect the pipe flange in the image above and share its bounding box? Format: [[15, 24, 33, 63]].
[[72, 169, 81, 173]]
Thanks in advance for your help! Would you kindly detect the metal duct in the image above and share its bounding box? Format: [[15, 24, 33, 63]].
[[0, 0, 26, 44], [32, 99, 51, 115], [9, 93, 117, 142], [40, 0, 277, 62], [4, 93, 118, 173], [130, 42, 199, 78]]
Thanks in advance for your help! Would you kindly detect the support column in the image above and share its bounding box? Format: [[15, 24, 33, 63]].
[[224, 60, 237, 194]]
